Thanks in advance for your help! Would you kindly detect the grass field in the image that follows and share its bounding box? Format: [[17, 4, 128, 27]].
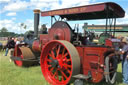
[[0, 50, 125, 85], [0, 51, 50, 85], [0, 41, 7, 44], [115, 32, 128, 37]]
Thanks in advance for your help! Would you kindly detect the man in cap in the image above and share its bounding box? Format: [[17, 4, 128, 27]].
[[121, 37, 128, 85]]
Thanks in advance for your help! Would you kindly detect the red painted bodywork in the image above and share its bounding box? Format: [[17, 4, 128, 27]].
[[39, 34, 49, 48], [48, 21, 72, 41], [105, 39, 113, 47], [76, 46, 107, 83], [105, 38, 121, 48], [32, 40, 41, 52], [14, 45, 23, 66]]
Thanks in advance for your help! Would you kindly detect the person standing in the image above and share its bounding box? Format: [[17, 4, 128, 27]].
[[0, 42, 2, 52], [5, 37, 10, 56], [15, 38, 20, 45], [121, 37, 128, 85], [5, 37, 15, 56]]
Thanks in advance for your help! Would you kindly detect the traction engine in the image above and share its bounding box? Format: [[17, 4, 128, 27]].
[[11, 2, 125, 85]]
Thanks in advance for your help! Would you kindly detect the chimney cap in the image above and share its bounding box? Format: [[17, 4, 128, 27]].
[[33, 9, 40, 13]]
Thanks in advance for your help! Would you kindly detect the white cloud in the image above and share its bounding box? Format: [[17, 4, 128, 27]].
[[0, 0, 11, 3], [0, 19, 26, 33], [0, 18, 35, 34], [0, 19, 12, 24], [24, 19, 34, 31], [30, 0, 90, 10], [1, 0, 90, 13], [2, 1, 29, 12], [0, 19, 15, 31], [116, 11, 128, 24], [11, 17, 16, 20], [30, 0, 59, 10], [6, 12, 16, 16], [124, 12, 128, 19], [61, 0, 90, 7]]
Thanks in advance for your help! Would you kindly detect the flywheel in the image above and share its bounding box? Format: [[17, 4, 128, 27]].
[[40, 40, 80, 85], [49, 21, 73, 42]]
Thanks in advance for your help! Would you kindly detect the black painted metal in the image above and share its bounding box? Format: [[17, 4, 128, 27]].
[[11, 56, 38, 61], [11, 56, 22, 60], [34, 12, 40, 37]]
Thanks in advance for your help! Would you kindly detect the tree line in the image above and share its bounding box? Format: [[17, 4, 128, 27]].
[[0, 27, 24, 37]]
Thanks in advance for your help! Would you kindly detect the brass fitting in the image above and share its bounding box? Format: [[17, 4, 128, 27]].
[[33, 9, 40, 13]]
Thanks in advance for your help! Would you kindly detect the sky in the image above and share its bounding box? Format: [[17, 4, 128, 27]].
[[0, 0, 128, 34]]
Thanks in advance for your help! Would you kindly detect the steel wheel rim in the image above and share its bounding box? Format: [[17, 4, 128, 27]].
[[108, 56, 117, 84], [105, 55, 117, 84], [43, 42, 72, 84], [40, 40, 80, 85]]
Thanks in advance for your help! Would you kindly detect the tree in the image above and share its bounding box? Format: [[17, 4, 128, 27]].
[[24, 25, 27, 29], [0, 27, 9, 37], [0, 27, 8, 32], [24, 30, 34, 36], [0, 27, 20, 37], [19, 23, 27, 34]]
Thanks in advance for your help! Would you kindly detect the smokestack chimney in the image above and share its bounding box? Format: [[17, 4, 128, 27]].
[[33, 9, 40, 37]]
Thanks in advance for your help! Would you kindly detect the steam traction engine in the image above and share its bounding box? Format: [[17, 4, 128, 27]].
[[12, 2, 125, 85]]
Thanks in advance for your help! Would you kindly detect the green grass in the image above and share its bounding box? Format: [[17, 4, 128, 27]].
[[115, 33, 128, 37], [0, 51, 49, 85], [0, 41, 7, 44], [0, 51, 125, 85], [0, 40, 7, 49]]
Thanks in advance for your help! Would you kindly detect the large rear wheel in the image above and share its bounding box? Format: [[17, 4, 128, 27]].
[[105, 54, 118, 84], [40, 40, 80, 85]]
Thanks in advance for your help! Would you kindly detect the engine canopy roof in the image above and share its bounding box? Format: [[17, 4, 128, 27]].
[[41, 2, 125, 20]]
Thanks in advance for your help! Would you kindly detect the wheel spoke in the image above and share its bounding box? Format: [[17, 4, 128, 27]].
[[66, 59, 71, 62], [56, 70, 59, 80], [51, 50, 56, 58], [67, 69, 71, 74], [50, 67, 54, 72], [49, 51, 55, 59], [53, 69, 58, 78], [61, 76, 64, 81], [60, 70, 68, 79], [48, 65, 52, 67], [63, 64, 71, 68], [56, 45, 61, 58], [62, 47, 65, 56], [62, 52, 68, 59], [47, 59, 52, 62]]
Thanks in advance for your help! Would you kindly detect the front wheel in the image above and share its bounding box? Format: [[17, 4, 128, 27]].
[[40, 40, 80, 85]]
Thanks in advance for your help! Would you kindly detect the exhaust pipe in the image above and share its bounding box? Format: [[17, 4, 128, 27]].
[[33, 9, 40, 37]]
